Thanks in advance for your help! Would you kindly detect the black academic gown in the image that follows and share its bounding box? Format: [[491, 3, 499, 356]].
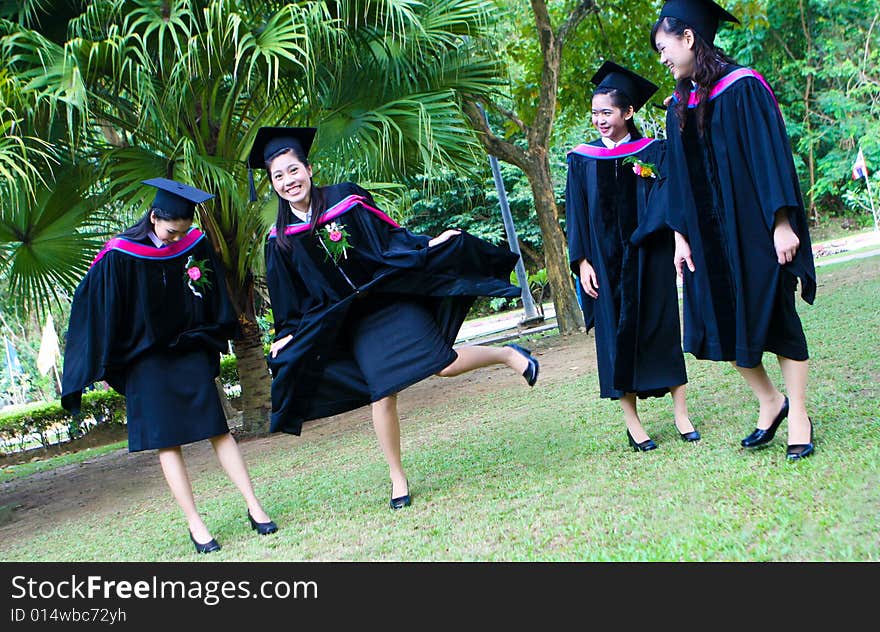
[[264, 182, 521, 434], [566, 137, 686, 399], [664, 66, 816, 368], [61, 229, 239, 451]]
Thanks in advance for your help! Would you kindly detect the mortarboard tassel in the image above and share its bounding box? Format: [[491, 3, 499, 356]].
[[248, 167, 257, 203]]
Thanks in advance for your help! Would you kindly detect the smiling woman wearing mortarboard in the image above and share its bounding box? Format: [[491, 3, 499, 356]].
[[251, 127, 541, 510], [652, 0, 817, 460], [62, 178, 277, 554], [566, 61, 699, 453]]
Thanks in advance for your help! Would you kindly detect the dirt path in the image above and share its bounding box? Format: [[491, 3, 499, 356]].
[[0, 333, 596, 543]]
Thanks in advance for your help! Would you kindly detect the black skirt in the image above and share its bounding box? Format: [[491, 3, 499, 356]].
[[125, 347, 229, 452], [346, 296, 458, 401]]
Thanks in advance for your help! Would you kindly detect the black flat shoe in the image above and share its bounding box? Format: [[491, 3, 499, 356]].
[[190, 531, 221, 554], [248, 511, 278, 535], [627, 430, 657, 452], [786, 418, 815, 461], [741, 397, 789, 448], [506, 343, 539, 387], [680, 430, 701, 442], [390, 480, 412, 510]]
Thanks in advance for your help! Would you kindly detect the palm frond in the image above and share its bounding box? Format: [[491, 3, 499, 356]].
[[0, 108, 59, 201], [0, 162, 105, 316]]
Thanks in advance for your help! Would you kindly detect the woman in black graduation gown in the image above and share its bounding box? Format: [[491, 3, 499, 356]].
[[566, 61, 698, 452], [252, 127, 540, 509], [62, 178, 277, 553], [651, 0, 816, 459]]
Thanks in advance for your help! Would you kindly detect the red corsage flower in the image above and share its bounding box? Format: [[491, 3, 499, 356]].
[[183, 256, 212, 298]]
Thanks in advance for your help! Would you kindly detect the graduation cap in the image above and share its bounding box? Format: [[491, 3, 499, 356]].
[[142, 177, 214, 218], [656, 0, 739, 44], [590, 61, 659, 113], [246, 127, 317, 202]]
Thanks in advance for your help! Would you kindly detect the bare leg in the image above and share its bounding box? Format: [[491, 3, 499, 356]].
[[732, 361, 787, 429], [371, 394, 408, 498], [670, 384, 695, 434], [158, 447, 212, 544], [620, 393, 650, 443], [436, 345, 528, 377], [209, 433, 271, 523], [777, 356, 811, 444]]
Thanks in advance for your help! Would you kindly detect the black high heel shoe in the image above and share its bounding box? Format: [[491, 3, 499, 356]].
[[741, 397, 789, 448], [680, 429, 701, 442], [248, 511, 278, 535], [390, 479, 412, 510], [189, 531, 221, 554], [505, 343, 539, 387], [627, 430, 657, 452], [786, 418, 815, 461]]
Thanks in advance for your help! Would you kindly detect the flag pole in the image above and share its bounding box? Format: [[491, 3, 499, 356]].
[[864, 173, 879, 233], [52, 361, 62, 395]]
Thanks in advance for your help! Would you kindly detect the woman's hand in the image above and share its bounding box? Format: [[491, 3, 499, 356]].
[[773, 212, 800, 264], [270, 334, 293, 358], [578, 259, 599, 299], [428, 229, 461, 248], [674, 231, 696, 277]]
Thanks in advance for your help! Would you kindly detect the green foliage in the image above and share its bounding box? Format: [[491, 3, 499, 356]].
[[0, 388, 125, 452], [527, 267, 548, 290], [842, 172, 880, 230], [487, 0, 669, 136], [403, 162, 544, 268], [0, 161, 107, 317], [722, 0, 880, 221], [1, 0, 503, 317], [487, 296, 516, 312], [0, 297, 71, 405], [256, 309, 275, 346], [219, 354, 240, 388]]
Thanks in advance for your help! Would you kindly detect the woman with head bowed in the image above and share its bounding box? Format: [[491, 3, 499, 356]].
[[62, 178, 277, 554]]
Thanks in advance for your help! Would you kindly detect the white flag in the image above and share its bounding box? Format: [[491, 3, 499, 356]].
[[37, 313, 60, 376]]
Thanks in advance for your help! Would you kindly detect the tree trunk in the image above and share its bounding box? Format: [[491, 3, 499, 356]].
[[525, 151, 584, 334], [233, 316, 272, 435], [459, 1, 595, 335]]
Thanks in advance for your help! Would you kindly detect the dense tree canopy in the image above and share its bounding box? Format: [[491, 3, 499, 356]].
[[1, 0, 877, 410]]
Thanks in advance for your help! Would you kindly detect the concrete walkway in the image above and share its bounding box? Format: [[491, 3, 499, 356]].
[[456, 229, 880, 346]]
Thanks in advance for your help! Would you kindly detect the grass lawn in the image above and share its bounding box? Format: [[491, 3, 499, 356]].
[[0, 441, 128, 484], [0, 257, 877, 562]]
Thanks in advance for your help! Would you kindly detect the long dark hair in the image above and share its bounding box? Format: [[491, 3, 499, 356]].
[[268, 146, 327, 252], [651, 17, 736, 134], [117, 206, 193, 241], [592, 86, 643, 140]]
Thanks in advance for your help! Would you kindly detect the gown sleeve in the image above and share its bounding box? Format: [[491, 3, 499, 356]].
[[60, 254, 125, 413], [564, 152, 595, 332], [565, 153, 592, 273], [264, 238, 310, 340], [170, 241, 240, 352], [662, 104, 691, 237], [721, 75, 815, 303], [346, 183, 431, 269], [730, 78, 806, 233], [630, 141, 671, 246]]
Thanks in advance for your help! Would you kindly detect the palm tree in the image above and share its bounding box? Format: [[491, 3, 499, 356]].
[[0, 3, 105, 319], [3, 0, 502, 432]]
